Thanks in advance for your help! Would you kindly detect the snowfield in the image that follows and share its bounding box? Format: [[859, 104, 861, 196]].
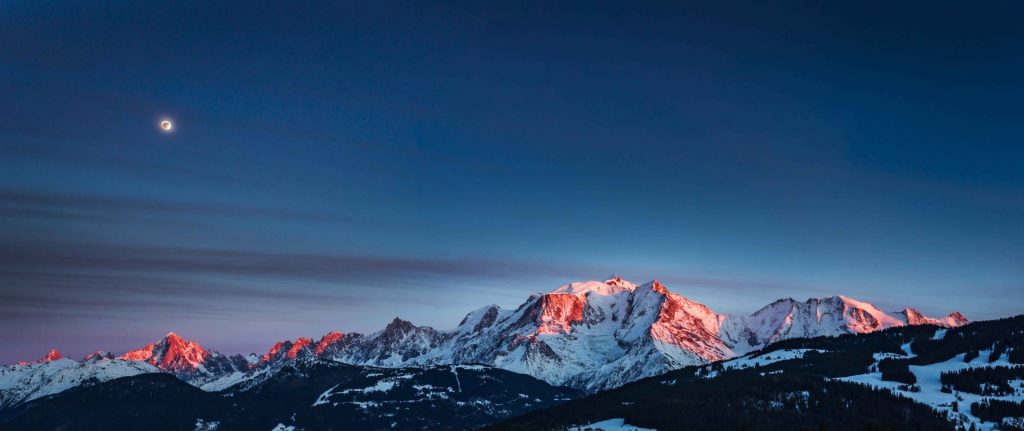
[[569, 418, 656, 431], [837, 350, 1024, 431], [720, 348, 826, 370], [0, 358, 158, 409], [701, 348, 827, 378]]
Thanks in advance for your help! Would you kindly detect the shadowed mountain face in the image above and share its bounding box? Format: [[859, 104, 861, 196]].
[[0, 359, 583, 431]]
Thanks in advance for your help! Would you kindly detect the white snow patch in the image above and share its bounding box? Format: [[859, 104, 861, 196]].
[[900, 342, 915, 357], [0, 358, 159, 409], [705, 349, 826, 378], [199, 368, 270, 392], [312, 383, 341, 406], [450, 365, 463, 392], [337, 376, 406, 395], [193, 419, 219, 430], [347, 400, 381, 409], [569, 418, 655, 431]]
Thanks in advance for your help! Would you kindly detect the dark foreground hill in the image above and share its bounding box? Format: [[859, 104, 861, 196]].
[[0, 360, 582, 431]]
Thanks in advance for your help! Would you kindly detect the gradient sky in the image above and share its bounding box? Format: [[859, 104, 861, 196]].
[[1, 0, 1022, 363]]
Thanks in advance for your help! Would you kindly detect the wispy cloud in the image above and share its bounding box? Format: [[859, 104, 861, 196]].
[[0, 143, 245, 186], [0, 239, 813, 317], [0, 188, 376, 226], [0, 236, 831, 364], [0, 240, 595, 284]]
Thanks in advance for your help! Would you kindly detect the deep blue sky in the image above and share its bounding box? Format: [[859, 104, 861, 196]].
[[1, 0, 1022, 362]]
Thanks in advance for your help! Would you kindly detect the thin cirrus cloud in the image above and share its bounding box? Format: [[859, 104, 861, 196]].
[[0, 239, 812, 315], [0, 189, 883, 324], [0, 270, 365, 315], [0, 240, 597, 335], [0, 241, 827, 306], [0, 241, 599, 286], [0, 238, 817, 293], [0, 236, 865, 363], [0, 188, 376, 226]]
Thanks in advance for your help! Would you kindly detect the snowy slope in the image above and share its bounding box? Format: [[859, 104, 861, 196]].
[[0, 355, 158, 409], [701, 348, 828, 378], [718, 295, 966, 355], [837, 348, 1023, 431], [569, 418, 656, 431], [897, 308, 970, 327]]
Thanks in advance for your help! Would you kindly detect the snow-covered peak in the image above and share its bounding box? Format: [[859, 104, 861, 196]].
[[898, 307, 932, 325], [260, 340, 296, 363], [455, 305, 504, 335], [945, 312, 969, 326], [721, 294, 968, 355], [821, 295, 966, 332], [603, 275, 638, 290], [532, 292, 587, 335], [632, 279, 675, 296], [752, 297, 798, 314], [38, 349, 62, 363], [895, 308, 970, 327], [260, 330, 362, 364], [382, 317, 417, 335], [820, 294, 907, 332], [119, 332, 210, 374], [0, 356, 158, 410], [288, 338, 313, 358], [313, 331, 345, 355], [642, 282, 733, 364], [552, 277, 638, 296], [83, 351, 114, 362]]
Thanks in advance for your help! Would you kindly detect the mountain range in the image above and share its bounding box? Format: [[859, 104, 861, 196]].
[[0, 276, 968, 411]]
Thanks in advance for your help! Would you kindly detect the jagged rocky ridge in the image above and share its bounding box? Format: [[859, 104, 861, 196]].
[[119, 332, 253, 385], [1, 276, 969, 408]]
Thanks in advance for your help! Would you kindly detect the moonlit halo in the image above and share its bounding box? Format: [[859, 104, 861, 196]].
[[160, 119, 173, 132]]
